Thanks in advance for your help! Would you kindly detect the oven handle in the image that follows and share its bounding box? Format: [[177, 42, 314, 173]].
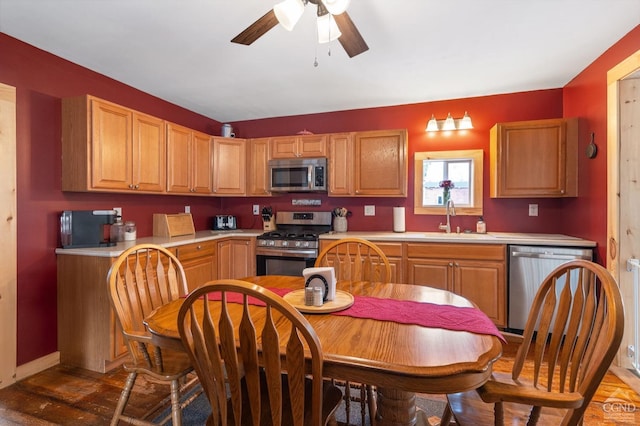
[[256, 247, 317, 259]]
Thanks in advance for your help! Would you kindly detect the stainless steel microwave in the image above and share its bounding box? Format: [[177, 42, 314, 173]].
[[269, 157, 327, 193]]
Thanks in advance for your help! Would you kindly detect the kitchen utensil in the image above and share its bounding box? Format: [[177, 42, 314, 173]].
[[586, 132, 597, 158]]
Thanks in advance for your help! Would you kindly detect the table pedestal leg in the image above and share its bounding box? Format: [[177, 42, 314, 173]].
[[374, 387, 423, 426]]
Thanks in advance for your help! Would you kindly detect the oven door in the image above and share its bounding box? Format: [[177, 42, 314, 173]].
[[256, 247, 316, 276]]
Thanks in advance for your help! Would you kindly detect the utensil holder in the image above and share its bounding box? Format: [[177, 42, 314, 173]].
[[334, 216, 348, 233]]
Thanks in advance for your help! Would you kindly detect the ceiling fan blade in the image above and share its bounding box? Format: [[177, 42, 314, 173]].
[[231, 9, 279, 45], [333, 11, 369, 57]]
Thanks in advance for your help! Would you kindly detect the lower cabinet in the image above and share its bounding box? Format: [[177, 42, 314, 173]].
[[57, 254, 127, 373], [406, 243, 507, 327], [173, 241, 216, 292], [371, 241, 404, 284], [217, 237, 256, 279]]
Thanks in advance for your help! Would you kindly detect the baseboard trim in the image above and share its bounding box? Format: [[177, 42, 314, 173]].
[[16, 352, 60, 381], [610, 365, 640, 396]]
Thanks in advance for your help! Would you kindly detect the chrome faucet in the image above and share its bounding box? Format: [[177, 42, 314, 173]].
[[438, 199, 456, 233]]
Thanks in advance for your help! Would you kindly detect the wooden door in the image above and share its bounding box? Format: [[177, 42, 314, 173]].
[[354, 130, 407, 196], [176, 241, 216, 292], [0, 83, 16, 388], [406, 258, 451, 291], [132, 112, 165, 192], [166, 123, 192, 193], [328, 133, 353, 196], [298, 135, 327, 157], [270, 136, 298, 158], [191, 131, 213, 194], [247, 137, 271, 196], [453, 260, 506, 326], [90, 99, 133, 190], [217, 238, 255, 279], [213, 137, 246, 195]]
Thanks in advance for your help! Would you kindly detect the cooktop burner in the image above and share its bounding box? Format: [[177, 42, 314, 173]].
[[256, 211, 332, 250], [259, 231, 319, 241]]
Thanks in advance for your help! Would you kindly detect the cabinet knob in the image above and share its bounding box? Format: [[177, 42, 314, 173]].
[[128, 184, 134, 189], [134, 184, 139, 189], [448, 262, 454, 267], [197, 245, 202, 250]]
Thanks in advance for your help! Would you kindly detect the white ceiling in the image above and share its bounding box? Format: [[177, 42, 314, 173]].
[[1, 0, 639, 123]]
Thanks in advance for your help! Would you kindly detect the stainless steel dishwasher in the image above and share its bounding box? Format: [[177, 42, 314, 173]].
[[508, 245, 593, 331]]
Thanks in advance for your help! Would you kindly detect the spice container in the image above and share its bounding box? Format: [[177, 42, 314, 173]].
[[124, 221, 137, 241], [476, 217, 486, 234], [110, 216, 124, 243]]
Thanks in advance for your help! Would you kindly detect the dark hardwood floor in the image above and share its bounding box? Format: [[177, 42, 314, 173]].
[[1, 341, 639, 425]]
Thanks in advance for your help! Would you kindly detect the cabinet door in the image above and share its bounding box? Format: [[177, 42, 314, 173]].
[[91, 99, 133, 190], [490, 118, 578, 198], [132, 112, 165, 192], [176, 241, 216, 292], [247, 138, 271, 196], [270, 136, 299, 158], [328, 133, 353, 196], [354, 130, 408, 196], [191, 131, 213, 194], [218, 238, 256, 279], [406, 258, 451, 291], [453, 260, 506, 327], [373, 241, 404, 283], [213, 137, 246, 195], [298, 135, 327, 157], [166, 123, 192, 193]]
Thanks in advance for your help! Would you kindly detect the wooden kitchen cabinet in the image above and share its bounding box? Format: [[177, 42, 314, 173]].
[[406, 243, 507, 326], [62, 95, 166, 193], [166, 123, 213, 195], [328, 133, 354, 196], [353, 129, 408, 197], [217, 237, 256, 279], [212, 137, 246, 195], [57, 254, 127, 373], [247, 137, 272, 196], [173, 241, 216, 292], [490, 118, 578, 198], [270, 134, 327, 158]]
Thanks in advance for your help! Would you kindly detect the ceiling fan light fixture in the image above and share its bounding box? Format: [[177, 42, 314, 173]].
[[274, 0, 305, 31], [317, 13, 341, 43], [321, 0, 351, 15]]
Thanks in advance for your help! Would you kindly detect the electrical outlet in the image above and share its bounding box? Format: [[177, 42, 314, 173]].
[[364, 205, 375, 216], [113, 207, 122, 217], [184, 205, 190, 213], [528, 204, 538, 217], [253, 204, 260, 215]]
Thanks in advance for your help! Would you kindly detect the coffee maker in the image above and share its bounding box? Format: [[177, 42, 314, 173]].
[[261, 206, 276, 232], [60, 210, 117, 248]]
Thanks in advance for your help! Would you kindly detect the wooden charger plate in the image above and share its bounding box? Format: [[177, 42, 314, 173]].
[[283, 289, 354, 314]]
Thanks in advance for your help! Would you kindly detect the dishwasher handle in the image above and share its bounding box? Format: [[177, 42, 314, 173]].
[[511, 251, 591, 261]]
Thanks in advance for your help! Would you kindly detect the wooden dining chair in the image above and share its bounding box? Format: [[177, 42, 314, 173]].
[[107, 243, 198, 426], [315, 238, 392, 425], [177, 279, 343, 426], [440, 259, 625, 426]]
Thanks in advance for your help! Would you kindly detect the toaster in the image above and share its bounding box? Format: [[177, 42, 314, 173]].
[[213, 215, 237, 230]]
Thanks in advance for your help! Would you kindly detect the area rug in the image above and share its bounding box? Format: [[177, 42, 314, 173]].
[[155, 388, 447, 425]]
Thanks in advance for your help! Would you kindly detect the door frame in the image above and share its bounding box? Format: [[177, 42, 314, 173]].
[[0, 82, 17, 388], [607, 49, 640, 367]]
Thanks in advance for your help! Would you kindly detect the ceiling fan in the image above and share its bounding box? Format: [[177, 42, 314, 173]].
[[231, 0, 369, 58]]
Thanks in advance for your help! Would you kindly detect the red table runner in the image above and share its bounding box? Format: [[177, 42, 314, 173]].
[[200, 287, 505, 342]]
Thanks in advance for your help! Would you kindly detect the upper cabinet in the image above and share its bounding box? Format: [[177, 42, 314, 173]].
[[354, 129, 408, 197], [328, 133, 354, 196], [166, 123, 213, 195], [490, 118, 578, 198], [247, 137, 271, 196], [62, 95, 166, 193], [270, 134, 327, 158], [212, 137, 246, 195]]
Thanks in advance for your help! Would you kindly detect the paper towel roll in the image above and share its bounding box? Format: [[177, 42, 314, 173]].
[[393, 207, 405, 232]]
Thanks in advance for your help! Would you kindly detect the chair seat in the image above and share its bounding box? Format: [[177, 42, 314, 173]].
[[446, 386, 568, 426], [122, 348, 193, 382]]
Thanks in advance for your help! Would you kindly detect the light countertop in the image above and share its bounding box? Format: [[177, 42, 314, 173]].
[[320, 231, 596, 247], [55, 229, 596, 258]]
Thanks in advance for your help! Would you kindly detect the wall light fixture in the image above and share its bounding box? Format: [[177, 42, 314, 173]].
[[426, 112, 473, 132]]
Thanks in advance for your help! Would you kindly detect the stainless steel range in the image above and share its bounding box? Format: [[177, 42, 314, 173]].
[[256, 211, 332, 276]]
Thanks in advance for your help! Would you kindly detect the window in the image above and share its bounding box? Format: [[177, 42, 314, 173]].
[[414, 149, 483, 215]]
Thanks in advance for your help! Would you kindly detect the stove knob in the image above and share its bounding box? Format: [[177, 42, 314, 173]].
[[267, 240, 275, 246], [282, 241, 289, 247], [295, 241, 302, 248]]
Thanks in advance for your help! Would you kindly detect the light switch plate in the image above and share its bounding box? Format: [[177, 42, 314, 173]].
[[364, 205, 375, 216], [528, 204, 538, 216], [184, 205, 190, 213]]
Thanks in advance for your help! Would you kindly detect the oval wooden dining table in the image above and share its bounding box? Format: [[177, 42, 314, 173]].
[[144, 275, 503, 426]]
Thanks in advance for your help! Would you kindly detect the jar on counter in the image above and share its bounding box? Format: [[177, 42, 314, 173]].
[[124, 221, 137, 241], [110, 216, 124, 243]]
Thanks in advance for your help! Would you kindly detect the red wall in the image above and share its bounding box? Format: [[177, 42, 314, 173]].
[[2, 24, 639, 366]]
